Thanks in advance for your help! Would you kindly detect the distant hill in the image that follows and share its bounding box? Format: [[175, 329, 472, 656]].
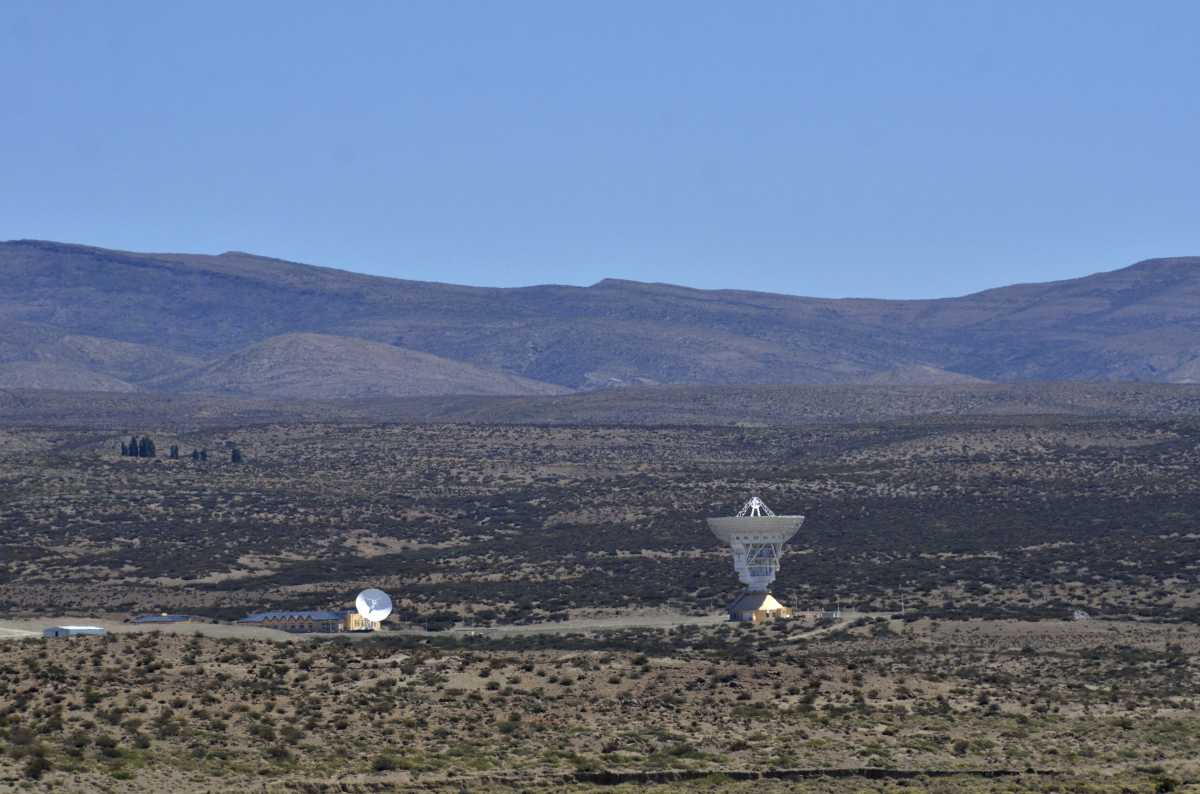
[[0, 362, 138, 393], [151, 333, 568, 399], [0, 239, 1198, 397]]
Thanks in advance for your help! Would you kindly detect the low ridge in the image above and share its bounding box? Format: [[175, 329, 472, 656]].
[[1, 240, 1198, 397]]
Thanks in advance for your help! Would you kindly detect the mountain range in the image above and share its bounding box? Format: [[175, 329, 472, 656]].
[[1, 239, 1198, 397]]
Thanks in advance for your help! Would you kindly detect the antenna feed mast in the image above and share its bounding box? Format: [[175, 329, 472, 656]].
[[737, 496, 776, 517]]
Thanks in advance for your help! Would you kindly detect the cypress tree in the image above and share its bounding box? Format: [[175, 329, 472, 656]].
[[231, 448, 243, 464], [129, 436, 138, 456], [200, 449, 208, 461], [121, 442, 128, 456], [191, 449, 200, 461], [169, 445, 179, 460]]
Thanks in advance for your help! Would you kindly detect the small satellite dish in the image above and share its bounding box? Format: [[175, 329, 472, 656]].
[[355, 588, 393, 623]]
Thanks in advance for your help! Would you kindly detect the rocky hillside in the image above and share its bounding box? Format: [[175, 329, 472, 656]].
[[0, 239, 1198, 396]]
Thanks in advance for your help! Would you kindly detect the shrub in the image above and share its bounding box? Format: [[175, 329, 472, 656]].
[[265, 744, 292, 763], [23, 753, 50, 780], [95, 733, 123, 759]]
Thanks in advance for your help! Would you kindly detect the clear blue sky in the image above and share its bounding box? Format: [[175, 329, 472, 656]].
[[2, 2, 1198, 298]]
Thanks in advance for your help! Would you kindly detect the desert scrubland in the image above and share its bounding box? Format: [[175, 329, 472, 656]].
[[1, 391, 1199, 791]]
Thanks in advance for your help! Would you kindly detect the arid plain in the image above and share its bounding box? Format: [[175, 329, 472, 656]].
[[1, 389, 1199, 791]]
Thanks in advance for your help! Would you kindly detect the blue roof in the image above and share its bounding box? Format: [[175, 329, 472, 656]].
[[131, 614, 191, 623], [239, 610, 345, 623]]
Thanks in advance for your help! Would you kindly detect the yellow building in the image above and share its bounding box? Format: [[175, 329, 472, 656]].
[[342, 611, 381, 632], [728, 592, 793, 623]]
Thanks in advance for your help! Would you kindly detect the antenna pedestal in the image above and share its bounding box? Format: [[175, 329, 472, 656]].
[[707, 497, 804, 623]]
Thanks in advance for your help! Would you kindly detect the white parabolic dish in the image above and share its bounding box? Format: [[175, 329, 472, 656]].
[[355, 588, 393, 622], [706, 515, 805, 544], [707, 497, 805, 593]]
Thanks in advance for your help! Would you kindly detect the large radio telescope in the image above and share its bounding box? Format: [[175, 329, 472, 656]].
[[707, 496, 804, 620]]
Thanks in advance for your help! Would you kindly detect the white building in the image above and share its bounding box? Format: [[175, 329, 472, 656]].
[[43, 625, 107, 638]]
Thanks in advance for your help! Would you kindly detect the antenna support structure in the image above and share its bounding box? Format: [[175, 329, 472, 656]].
[[706, 496, 805, 622]]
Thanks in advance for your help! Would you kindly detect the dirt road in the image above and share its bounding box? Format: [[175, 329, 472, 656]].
[[0, 610, 873, 643]]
